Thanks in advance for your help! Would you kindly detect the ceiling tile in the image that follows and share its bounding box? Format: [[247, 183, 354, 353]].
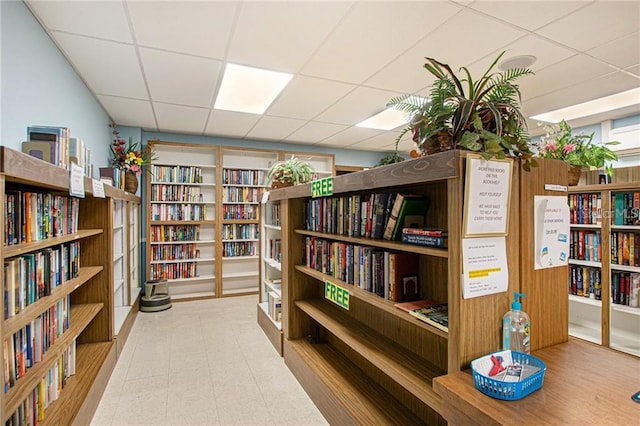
[[140, 48, 221, 108], [349, 132, 401, 150], [315, 87, 401, 126], [228, 2, 350, 72], [625, 65, 640, 77], [27, 0, 132, 43], [267, 76, 355, 120], [205, 110, 260, 139], [469, 1, 587, 31], [587, 32, 640, 70], [367, 9, 526, 94], [302, 1, 462, 84], [52, 32, 148, 99], [247, 116, 307, 141], [127, 1, 237, 59], [537, 2, 640, 52], [284, 122, 348, 144], [97, 95, 157, 130], [154, 103, 209, 134], [317, 127, 384, 148], [520, 55, 614, 102]]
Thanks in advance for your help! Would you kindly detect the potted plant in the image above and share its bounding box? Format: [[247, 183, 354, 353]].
[[375, 152, 405, 167], [536, 119, 619, 185], [387, 51, 537, 170], [266, 155, 316, 189], [109, 123, 156, 193]]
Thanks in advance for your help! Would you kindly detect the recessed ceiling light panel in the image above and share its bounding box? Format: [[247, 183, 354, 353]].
[[530, 87, 640, 123], [214, 63, 293, 114], [356, 108, 408, 131]]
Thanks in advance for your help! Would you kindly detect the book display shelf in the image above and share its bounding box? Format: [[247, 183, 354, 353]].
[[258, 198, 283, 355], [568, 166, 640, 357], [147, 142, 218, 301], [1, 147, 140, 425], [268, 151, 570, 424]]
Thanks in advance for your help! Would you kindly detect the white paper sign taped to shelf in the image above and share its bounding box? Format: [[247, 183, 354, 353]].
[[462, 236, 509, 299], [534, 196, 570, 270], [69, 163, 85, 198], [92, 179, 106, 198]]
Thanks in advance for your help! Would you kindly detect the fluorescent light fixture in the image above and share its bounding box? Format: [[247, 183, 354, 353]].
[[356, 108, 408, 130], [530, 87, 640, 123], [214, 63, 293, 114]]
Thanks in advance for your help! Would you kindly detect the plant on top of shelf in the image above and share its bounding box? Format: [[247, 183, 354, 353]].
[[109, 123, 156, 175], [535, 119, 619, 184], [375, 152, 405, 167], [387, 51, 537, 170], [266, 155, 316, 189]]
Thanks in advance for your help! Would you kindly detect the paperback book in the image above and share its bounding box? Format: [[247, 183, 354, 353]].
[[408, 303, 448, 332]]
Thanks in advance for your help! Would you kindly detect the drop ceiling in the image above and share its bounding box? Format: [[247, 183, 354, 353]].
[[25, 1, 640, 153]]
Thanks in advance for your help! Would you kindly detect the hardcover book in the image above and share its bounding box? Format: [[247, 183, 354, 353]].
[[383, 195, 430, 241], [401, 232, 448, 248]]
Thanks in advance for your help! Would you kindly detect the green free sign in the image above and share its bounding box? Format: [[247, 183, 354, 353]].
[[311, 177, 333, 198], [325, 280, 349, 310]]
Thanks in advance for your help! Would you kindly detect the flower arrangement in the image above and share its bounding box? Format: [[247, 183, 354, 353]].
[[536, 120, 619, 176], [109, 123, 156, 174], [266, 156, 316, 189]]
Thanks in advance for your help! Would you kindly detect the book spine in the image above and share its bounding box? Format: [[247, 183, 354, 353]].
[[401, 233, 447, 248]]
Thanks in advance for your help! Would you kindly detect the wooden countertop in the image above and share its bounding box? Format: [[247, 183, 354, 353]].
[[433, 339, 640, 425]]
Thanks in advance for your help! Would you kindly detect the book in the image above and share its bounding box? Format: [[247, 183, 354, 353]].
[[372, 193, 390, 239], [21, 141, 55, 165], [388, 252, 419, 302], [401, 232, 448, 248], [409, 303, 448, 332], [394, 299, 442, 313], [402, 228, 448, 237], [385, 195, 430, 241]]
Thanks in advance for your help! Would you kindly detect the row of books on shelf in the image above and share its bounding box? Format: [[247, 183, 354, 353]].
[[149, 244, 199, 262], [4, 191, 80, 246], [267, 203, 281, 227], [5, 340, 76, 426], [569, 230, 601, 262], [267, 291, 282, 323], [150, 165, 205, 184], [268, 239, 282, 263], [150, 262, 198, 280], [569, 193, 601, 225], [223, 187, 263, 203], [149, 225, 200, 242], [222, 169, 267, 186], [22, 125, 94, 177], [4, 296, 71, 392], [150, 184, 207, 203], [221, 224, 258, 240], [150, 204, 207, 221], [611, 192, 640, 226], [304, 236, 419, 302], [304, 192, 430, 242], [569, 265, 602, 300], [611, 271, 640, 307], [394, 300, 449, 332], [222, 204, 258, 220], [4, 242, 80, 319], [222, 241, 257, 257], [611, 231, 640, 266]]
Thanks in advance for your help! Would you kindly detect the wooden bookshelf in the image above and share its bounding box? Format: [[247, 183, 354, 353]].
[[0, 146, 140, 424], [270, 150, 570, 424]]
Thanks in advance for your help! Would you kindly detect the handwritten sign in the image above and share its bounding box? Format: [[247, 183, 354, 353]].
[[463, 155, 512, 236], [325, 280, 349, 310], [311, 177, 333, 198]]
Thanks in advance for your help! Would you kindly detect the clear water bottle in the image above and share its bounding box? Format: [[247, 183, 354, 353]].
[[502, 292, 530, 354]]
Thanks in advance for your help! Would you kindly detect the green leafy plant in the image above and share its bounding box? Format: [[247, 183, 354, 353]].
[[387, 51, 537, 170], [375, 152, 405, 167], [536, 119, 619, 176], [266, 155, 316, 188]]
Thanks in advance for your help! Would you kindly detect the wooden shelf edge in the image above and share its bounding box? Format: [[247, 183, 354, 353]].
[[294, 265, 449, 338], [3, 266, 104, 338], [3, 229, 104, 259], [257, 303, 283, 356], [3, 303, 104, 420], [295, 299, 445, 412], [284, 338, 433, 425], [294, 229, 448, 258]]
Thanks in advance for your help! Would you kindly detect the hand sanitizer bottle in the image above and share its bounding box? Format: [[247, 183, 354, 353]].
[[502, 292, 530, 354]]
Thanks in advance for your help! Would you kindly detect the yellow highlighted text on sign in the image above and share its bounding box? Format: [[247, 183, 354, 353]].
[[311, 177, 333, 198], [325, 280, 349, 310], [468, 267, 502, 278]]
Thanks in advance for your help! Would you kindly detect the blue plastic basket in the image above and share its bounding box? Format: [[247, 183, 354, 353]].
[[471, 351, 546, 401]]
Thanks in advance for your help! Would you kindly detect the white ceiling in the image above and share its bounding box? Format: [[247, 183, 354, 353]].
[[25, 1, 640, 153]]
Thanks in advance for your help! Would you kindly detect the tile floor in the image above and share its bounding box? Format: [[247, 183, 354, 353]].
[[91, 295, 328, 425]]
